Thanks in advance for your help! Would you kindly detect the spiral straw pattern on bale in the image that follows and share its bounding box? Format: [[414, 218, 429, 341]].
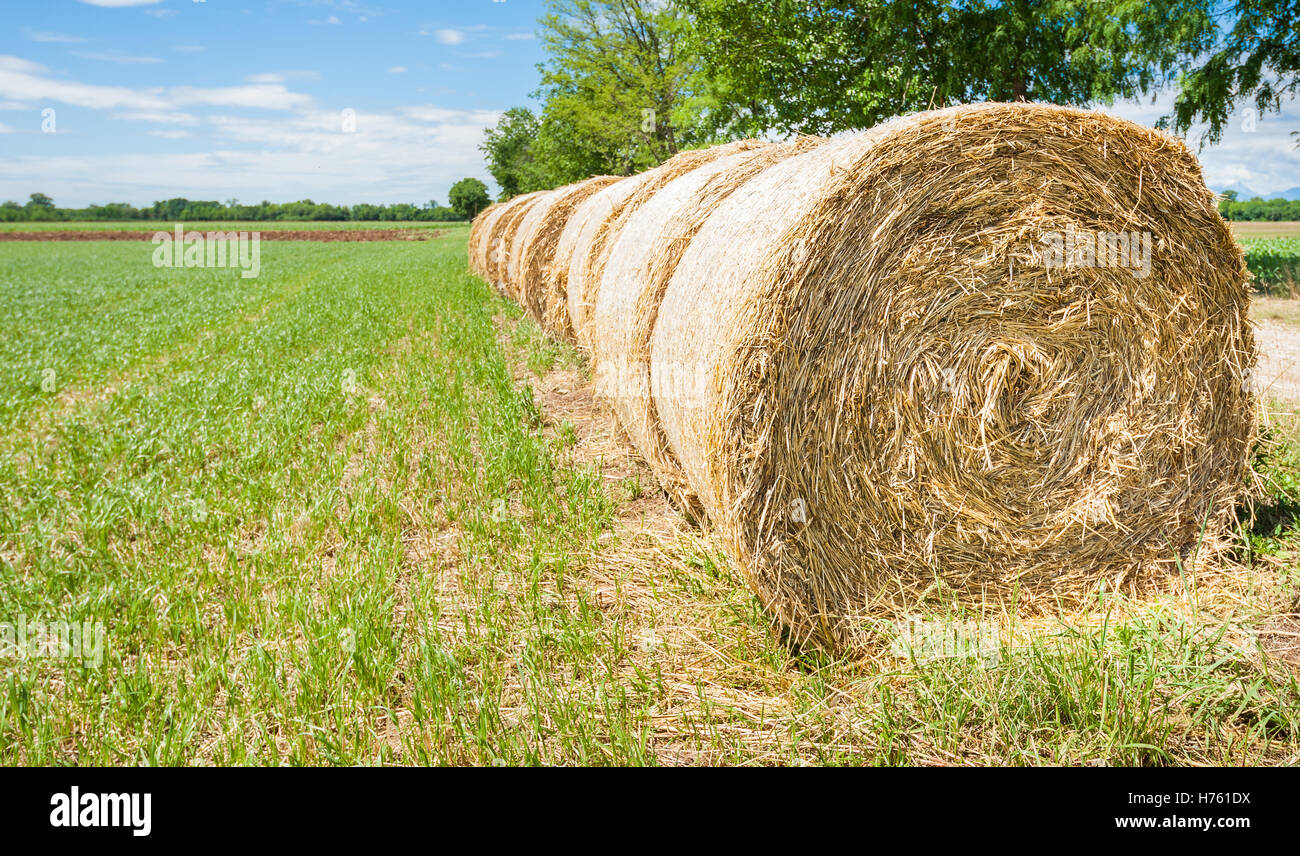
[[556, 177, 649, 343], [651, 102, 1255, 651]]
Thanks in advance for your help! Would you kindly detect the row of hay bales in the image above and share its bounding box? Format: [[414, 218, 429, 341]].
[[468, 101, 1257, 653]]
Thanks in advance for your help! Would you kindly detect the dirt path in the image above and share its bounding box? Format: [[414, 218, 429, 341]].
[[0, 228, 441, 242], [1255, 320, 1300, 407]]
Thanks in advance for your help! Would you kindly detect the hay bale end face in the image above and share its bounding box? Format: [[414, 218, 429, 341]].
[[650, 102, 1255, 651]]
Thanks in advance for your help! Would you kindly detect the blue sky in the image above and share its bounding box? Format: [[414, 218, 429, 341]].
[[0, 0, 1296, 207], [0, 0, 548, 207]]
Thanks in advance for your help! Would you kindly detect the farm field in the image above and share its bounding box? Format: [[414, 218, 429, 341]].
[[2, 232, 1299, 766], [1231, 221, 1300, 239]]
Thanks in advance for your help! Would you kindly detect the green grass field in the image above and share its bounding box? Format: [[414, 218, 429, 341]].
[[2, 232, 1298, 765]]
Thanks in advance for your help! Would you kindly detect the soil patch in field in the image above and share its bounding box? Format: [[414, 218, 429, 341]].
[[0, 228, 441, 242]]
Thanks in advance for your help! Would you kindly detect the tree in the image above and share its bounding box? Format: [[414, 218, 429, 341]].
[[1164, 0, 1299, 144], [681, 0, 1216, 136], [532, 0, 707, 182], [27, 193, 55, 209], [480, 107, 541, 198], [448, 178, 491, 219]]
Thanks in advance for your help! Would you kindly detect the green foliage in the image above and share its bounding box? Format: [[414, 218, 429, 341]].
[[482, 0, 712, 196], [448, 178, 492, 219], [1241, 237, 1300, 294], [1165, 0, 1300, 145], [480, 107, 543, 198], [1220, 195, 1300, 221], [681, 0, 1214, 136]]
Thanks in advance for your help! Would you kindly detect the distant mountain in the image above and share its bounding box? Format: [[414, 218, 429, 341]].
[[1209, 183, 1300, 201], [1210, 182, 1261, 199]]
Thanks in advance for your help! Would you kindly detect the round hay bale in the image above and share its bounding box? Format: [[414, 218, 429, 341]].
[[569, 140, 770, 350], [558, 178, 647, 343], [487, 190, 548, 294], [650, 102, 1256, 652], [511, 176, 620, 328], [592, 137, 825, 517], [468, 201, 506, 279]]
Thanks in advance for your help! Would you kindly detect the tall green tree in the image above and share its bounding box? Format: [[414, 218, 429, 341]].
[[480, 107, 542, 199], [448, 178, 492, 219], [682, 0, 1216, 136], [534, 0, 706, 182], [1165, 0, 1299, 144]]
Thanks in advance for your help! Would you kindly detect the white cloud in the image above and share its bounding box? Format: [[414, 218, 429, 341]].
[[245, 70, 320, 84], [173, 45, 206, 54], [0, 56, 311, 112], [0, 57, 171, 110], [0, 106, 497, 205], [388, 66, 406, 74], [433, 29, 464, 45], [0, 122, 12, 134], [169, 84, 312, 111], [504, 33, 534, 41], [26, 31, 89, 44], [72, 51, 164, 64], [111, 111, 200, 125], [77, 0, 163, 6], [148, 129, 191, 139]]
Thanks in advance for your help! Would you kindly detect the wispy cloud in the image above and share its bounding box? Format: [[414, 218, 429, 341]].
[[26, 30, 90, 44], [388, 66, 406, 74], [433, 29, 464, 45], [173, 45, 206, 54], [77, 0, 164, 6], [504, 33, 534, 41], [245, 71, 320, 84], [72, 51, 164, 64], [111, 111, 200, 125], [0, 56, 311, 112]]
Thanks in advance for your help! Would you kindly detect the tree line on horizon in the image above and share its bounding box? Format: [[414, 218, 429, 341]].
[[1, 179, 493, 224], [481, 0, 1299, 201]]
